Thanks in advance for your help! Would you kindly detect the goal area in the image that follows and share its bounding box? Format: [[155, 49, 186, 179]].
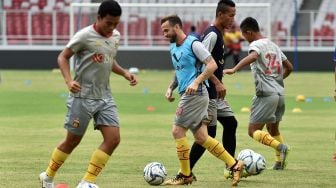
[[69, 3, 271, 49]]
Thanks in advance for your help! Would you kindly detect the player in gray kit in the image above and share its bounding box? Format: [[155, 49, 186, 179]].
[[224, 17, 293, 170], [39, 1, 137, 188]]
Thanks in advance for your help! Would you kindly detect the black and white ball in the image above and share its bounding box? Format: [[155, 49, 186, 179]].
[[143, 162, 167, 185], [237, 149, 266, 175]]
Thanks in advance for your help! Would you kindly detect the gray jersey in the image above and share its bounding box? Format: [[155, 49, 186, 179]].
[[67, 25, 120, 99], [191, 40, 212, 62], [249, 38, 287, 96], [202, 31, 217, 53]]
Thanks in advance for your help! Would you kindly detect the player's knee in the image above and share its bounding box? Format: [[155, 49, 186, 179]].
[[171, 129, 180, 138], [194, 135, 207, 145], [218, 116, 238, 130], [208, 125, 217, 138], [266, 123, 280, 136], [60, 136, 82, 152], [267, 129, 280, 136], [107, 136, 120, 147], [248, 127, 255, 138], [230, 117, 238, 130]]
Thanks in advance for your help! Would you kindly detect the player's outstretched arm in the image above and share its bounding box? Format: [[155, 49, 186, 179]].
[[112, 60, 138, 86], [282, 59, 293, 79], [223, 51, 258, 75]]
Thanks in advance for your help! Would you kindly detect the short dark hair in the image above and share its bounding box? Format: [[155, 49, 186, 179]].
[[160, 15, 183, 28], [216, 0, 235, 17], [190, 25, 196, 32], [98, 0, 122, 18], [240, 17, 260, 32]]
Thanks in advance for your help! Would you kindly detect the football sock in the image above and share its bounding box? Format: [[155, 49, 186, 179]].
[[83, 149, 110, 183], [189, 143, 205, 170], [273, 135, 284, 162], [218, 116, 237, 157], [189, 126, 216, 170], [46, 148, 69, 178], [201, 136, 236, 168], [175, 137, 191, 176], [252, 130, 280, 150]]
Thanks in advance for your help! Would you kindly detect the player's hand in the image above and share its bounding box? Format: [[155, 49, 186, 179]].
[[124, 72, 138, 86], [216, 83, 226, 99], [92, 53, 104, 63], [186, 82, 198, 95], [165, 88, 175, 102], [223, 68, 235, 75], [67, 80, 81, 93]]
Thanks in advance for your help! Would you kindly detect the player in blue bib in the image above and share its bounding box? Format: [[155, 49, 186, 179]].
[[161, 14, 244, 187]]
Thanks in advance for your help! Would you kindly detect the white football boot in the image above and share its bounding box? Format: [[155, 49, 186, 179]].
[[39, 172, 54, 188]]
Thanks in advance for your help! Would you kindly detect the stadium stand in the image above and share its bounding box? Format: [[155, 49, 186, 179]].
[[0, 0, 334, 47], [313, 0, 335, 43]]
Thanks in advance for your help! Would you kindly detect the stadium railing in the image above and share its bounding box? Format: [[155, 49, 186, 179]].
[[0, 4, 335, 51]]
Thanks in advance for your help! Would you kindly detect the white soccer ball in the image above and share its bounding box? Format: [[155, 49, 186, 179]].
[[143, 162, 167, 185], [237, 149, 266, 175], [129, 67, 140, 74], [76, 182, 99, 188]]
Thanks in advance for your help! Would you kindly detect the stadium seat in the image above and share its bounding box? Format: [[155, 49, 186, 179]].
[[313, 0, 335, 44], [1, 0, 334, 47], [196, 20, 210, 34]]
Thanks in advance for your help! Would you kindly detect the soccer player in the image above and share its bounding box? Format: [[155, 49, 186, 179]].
[[189, 0, 240, 178], [161, 15, 244, 186], [166, 0, 240, 179], [223, 17, 293, 170], [39, 1, 137, 188]]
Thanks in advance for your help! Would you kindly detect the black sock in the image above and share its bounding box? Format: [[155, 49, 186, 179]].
[[189, 126, 217, 170], [218, 116, 238, 157]]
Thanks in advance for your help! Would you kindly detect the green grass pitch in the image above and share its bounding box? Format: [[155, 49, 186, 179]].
[[0, 70, 335, 187]]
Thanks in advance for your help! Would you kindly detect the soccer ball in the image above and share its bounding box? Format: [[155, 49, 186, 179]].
[[143, 162, 167, 185], [75, 182, 99, 188], [129, 67, 140, 74], [237, 149, 266, 175]]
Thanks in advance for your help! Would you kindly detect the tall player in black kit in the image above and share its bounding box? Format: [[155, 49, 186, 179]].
[[189, 0, 239, 179]]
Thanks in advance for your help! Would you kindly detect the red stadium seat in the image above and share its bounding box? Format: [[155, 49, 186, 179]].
[[38, 0, 47, 10], [116, 21, 125, 35], [196, 20, 210, 34]]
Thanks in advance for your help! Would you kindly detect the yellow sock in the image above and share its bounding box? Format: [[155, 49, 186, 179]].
[[46, 148, 69, 178], [175, 137, 190, 176], [253, 130, 280, 150], [201, 136, 236, 168], [83, 149, 110, 183], [273, 135, 284, 162]]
